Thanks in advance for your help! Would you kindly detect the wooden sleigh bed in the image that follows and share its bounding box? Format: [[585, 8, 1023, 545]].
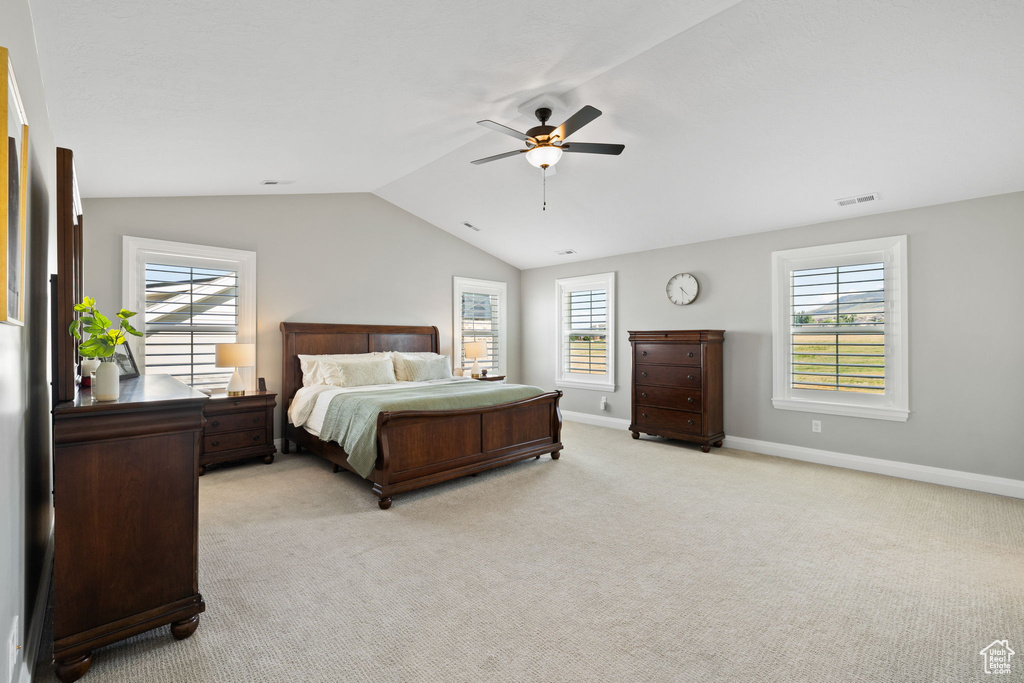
[[280, 322, 563, 509]]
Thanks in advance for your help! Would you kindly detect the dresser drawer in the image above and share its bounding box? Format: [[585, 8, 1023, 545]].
[[636, 364, 702, 389], [635, 407, 702, 435], [636, 386, 702, 413], [205, 429, 266, 453], [206, 411, 267, 433], [634, 343, 701, 366]]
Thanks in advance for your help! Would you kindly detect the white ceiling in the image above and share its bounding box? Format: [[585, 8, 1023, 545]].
[[32, 0, 1024, 269]]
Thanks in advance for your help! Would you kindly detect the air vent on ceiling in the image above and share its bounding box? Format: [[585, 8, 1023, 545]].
[[462, 222, 481, 232], [836, 192, 879, 207], [554, 249, 577, 256], [259, 179, 295, 185]]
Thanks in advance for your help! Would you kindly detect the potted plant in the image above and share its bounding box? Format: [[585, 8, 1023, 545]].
[[68, 296, 143, 401]]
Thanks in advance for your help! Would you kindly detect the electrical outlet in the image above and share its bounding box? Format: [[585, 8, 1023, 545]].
[[811, 420, 821, 433], [599, 396, 608, 411], [7, 615, 19, 683]]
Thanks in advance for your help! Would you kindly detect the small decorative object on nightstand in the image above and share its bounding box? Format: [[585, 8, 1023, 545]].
[[464, 341, 486, 378], [475, 375, 506, 382], [201, 390, 277, 475], [216, 343, 255, 396]]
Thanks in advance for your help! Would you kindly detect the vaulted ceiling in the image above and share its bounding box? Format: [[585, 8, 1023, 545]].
[[32, 0, 1024, 268]]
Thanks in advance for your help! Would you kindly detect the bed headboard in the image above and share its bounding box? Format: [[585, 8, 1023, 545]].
[[279, 322, 440, 406]]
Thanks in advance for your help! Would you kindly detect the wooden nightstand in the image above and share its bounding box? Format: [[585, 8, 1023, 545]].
[[200, 391, 277, 475], [475, 375, 506, 382]]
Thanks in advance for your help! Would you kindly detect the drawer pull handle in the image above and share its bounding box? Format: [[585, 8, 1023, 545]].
[[687, 352, 694, 358], [642, 350, 647, 356], [233, 400, 241, 406], [641, 392, 647, 398], [211, 421, 219, 427], [687, 397, 694, 403], [641, 413, 648, 419], [641, 371, 647, 378], [687, 420, 694, 426], [253, 435, 261, 441], [253, 417, 261, 423], [687, 375, 694, 381], [211, 440, 220, 447]]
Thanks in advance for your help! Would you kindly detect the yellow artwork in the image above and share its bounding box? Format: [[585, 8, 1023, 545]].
[[1, 45, 29, 325]]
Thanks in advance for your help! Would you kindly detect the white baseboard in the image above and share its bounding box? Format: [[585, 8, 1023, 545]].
[[560, 411, 1024, 499], [723, 435, 1024, 500], [562, 410, 631, 431]]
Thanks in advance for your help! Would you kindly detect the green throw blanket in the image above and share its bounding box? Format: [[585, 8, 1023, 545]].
[[319, 381, 546, 477]]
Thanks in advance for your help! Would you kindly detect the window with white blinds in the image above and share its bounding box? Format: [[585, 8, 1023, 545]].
[[144, 264, 239, 389], [453, 277, 506, 375], [556, 272, 616, 391], [124, 237, 256, 393], [772, 236, 908, 421]]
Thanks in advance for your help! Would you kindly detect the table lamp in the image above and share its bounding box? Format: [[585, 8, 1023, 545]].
[[216, 343, 255, 396], [464, 341, 487, 379]]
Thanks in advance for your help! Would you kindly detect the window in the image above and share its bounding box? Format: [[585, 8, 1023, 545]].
[[555, 272, 615, 391], [453, 277, 507, 375], [772, 236, 908, 421], [124, 237, 256, 392]]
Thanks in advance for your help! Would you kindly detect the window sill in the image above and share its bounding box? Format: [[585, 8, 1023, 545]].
[[556, 379, 616, 392], [772, 397, 909, 422]]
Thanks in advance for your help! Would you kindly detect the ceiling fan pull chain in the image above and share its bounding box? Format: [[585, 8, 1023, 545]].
[[543, 167, 547, 211]]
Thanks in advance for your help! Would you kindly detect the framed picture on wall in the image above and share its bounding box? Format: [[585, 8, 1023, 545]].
[[1, 46, 29, 326]]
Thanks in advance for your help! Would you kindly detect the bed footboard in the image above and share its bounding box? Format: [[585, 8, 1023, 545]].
[[371, 391, 563, 509]]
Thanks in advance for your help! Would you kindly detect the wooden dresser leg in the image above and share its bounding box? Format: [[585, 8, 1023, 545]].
[[551, 451, 560, 460], [170, 614, 201, 640], [55, 654, 92, 683], [197, 464, 206, 476], [712, 440, 723, 448], [631, 431, 640, 440], [263, 454, 275, 464], [700, 444, 711, 453], [378, 496, 392, 510]]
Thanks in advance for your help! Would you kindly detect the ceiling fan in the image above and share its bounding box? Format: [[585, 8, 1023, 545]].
[[471, 105, 625, 169]]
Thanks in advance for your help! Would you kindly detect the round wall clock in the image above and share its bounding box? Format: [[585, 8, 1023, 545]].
[[666, 273, 699, 305]]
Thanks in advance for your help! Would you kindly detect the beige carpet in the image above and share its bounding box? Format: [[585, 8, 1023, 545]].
[[38, 422, 1024, 682]]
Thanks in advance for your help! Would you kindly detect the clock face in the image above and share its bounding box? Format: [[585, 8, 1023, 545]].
[[666, 273, 699, 305]]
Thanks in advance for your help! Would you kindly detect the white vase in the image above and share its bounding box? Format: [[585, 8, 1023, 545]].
[[93, 360, 120, 401], [80, 358, 101, 384]]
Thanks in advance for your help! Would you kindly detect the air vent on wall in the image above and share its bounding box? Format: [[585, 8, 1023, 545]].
[[554, 249, 577, 256], [836, 192, 879, 207], [462, 222, 481, 232]]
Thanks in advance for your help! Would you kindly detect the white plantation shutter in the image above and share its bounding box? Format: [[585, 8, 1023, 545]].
[[772, 236, 908, 421], [555, 272, 616, 391], [790, 262, 885, 394], [144, 263, 239, 389], [453, 277, 507, 374]]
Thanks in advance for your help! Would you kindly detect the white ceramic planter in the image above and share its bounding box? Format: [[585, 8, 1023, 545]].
[[93, 359, 120, 401]]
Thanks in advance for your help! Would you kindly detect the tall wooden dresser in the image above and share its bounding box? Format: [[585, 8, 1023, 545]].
[[51, 375, 208, 682], [628, 330, 725, 452]]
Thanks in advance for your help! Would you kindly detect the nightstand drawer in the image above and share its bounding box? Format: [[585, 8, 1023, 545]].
[[635, 407, 702, 435], [206, 411, 267, 433], [636, 365, 702, 388], [203, 395, 269, 415], [205, 429, 266, 453], [636, 386, 702, 413], [634, 343, 701, 366]]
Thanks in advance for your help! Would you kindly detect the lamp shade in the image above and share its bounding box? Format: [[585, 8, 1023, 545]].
[[216, 343, 255, 368], [464, 341, 487, 359], [525, 145, 563, 168]]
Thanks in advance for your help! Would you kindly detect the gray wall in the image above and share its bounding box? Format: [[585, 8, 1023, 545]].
[[522, 192, 1024, 481], [82, 193, 521, 428], [1, 0, 58, 677]]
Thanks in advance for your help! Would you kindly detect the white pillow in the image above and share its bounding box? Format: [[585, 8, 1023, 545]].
[[394, 353, 452, 382], [298, 353, 387, 387], [333, 357, 397, 387]]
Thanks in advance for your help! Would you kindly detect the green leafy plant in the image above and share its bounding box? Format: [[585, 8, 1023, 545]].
[[68, 296, 143, 359]]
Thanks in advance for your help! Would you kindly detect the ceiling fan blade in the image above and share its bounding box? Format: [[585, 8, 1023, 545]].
[[560, 142, 625, 155], [550, 105, 602, 142], [477, 120, 532, 142], [470, 149, 528, 165]]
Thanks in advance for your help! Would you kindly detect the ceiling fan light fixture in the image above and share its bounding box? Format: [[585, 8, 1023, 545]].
[[525, 145, 562, 169]]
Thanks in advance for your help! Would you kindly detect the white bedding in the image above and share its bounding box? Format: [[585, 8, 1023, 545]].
[[288, 376, 478, 436]]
